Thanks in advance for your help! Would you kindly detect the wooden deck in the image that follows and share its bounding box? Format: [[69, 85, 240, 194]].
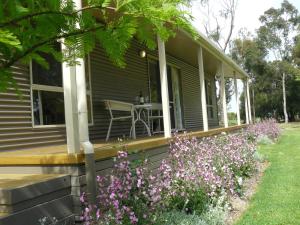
[[0, 125, 246, 166]]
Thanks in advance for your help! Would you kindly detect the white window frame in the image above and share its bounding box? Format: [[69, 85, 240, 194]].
[[30, 55, 94, 128]]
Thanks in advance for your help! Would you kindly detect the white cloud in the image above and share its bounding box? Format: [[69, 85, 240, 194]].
[[192, 0, 300, 40]]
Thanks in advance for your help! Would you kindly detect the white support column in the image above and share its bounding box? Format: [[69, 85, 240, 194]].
[[74, 0, 96, 205], [246, 78, 252, 123], [220, 63, 228, 128], [61, 42, 80, 154], [244, 80, 249, 124], [74, 0, 90, 144], [198, 47, 208, 131], [76, 58, 90, 142], [234, 73, 241, 125], [157, 35, 171, 138]]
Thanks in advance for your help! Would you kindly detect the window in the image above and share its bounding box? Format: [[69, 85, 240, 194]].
[[30, 43, 93, 127], [205, 79, 214, 119], [148, 58, 183, 130]]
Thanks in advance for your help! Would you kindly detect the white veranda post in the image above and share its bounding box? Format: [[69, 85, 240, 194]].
[[198, 47, 208, 131], [244, 80, 249, 124], [220, 63, 228, 128], [234, 73, 241, 125], [61, 41, 80, 154], [157, 35, 171, 138], [65, 0, 96, 204]]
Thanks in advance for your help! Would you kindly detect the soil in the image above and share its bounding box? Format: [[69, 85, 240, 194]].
[[226, 161, 269, 225]]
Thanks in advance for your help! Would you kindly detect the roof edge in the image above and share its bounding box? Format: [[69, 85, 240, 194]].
[[179, 28, 249, 79]]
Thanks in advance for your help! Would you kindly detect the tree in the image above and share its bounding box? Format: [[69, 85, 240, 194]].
[[230, 28, 300, 121], [195, 0, 238, 120], [0, 0, 195, 92], [196, 0, 238, 52], [257, 0, 299, 123], [230, 31, 268, 121]]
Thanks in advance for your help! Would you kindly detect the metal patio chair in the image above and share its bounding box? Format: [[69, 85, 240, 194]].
[[147, 103, 164, 134], [104, 100, 135, 141]]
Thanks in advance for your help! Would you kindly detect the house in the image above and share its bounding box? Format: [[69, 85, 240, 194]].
[[0, 4, 252, 225]]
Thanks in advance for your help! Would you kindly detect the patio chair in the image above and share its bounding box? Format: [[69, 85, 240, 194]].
[[148, 103, 164, 134], [104, 100, 135, 141]]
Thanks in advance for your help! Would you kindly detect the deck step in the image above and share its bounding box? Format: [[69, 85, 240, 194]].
[[0, 174, 73, 225]]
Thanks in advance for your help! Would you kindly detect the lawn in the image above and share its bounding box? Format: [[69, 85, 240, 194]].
[[235, 123, 300, 225]]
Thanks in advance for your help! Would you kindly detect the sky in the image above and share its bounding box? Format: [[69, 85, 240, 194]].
[[191, 0, 300, 112]]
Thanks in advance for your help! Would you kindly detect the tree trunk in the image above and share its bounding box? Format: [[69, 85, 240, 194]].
[[282, 72, 288, 123]]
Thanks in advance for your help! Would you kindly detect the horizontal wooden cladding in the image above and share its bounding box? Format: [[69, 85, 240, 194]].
[[0, 125, 246, 165], [0, 60, 67, 151], [0, 139, 66, 152], [89, 40, 149, 140], [0, 127, 66, 151]]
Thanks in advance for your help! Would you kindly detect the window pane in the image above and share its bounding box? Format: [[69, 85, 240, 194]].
[[32, 91, 41, 125], [87, 94, 93, 124], [32, 43, 62, 87], [207, 106, 214, 118], [85, 58, 91, 91], [205, 79, 213, 105], [148, 61, 161, 103], [33, 91, 65, 125]]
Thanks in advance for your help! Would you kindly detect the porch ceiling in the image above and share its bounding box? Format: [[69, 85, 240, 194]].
[[165, 29, 247, 80]]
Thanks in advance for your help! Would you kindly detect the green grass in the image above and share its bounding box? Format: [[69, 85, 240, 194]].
[[235, 124, 300, 225]]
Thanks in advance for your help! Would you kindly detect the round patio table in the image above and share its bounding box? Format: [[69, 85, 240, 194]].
[[132, 104, 152, 137]]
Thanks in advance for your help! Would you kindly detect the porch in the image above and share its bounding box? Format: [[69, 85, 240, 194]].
[[0, 125, 245, 166]]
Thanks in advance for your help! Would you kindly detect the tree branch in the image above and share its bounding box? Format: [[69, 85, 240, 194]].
[[1, 25, 103, 69], [0, 5, 118, 28]]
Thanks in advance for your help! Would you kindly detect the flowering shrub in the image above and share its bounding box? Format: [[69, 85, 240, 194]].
[[81, 151, 161, 225], [159, 132, 256, 205], [80, 122, 278, 225], [246, 119, 281, 141]]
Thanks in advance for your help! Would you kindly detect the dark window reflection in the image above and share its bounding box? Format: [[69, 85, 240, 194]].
[[33, 90, 65, 125], [32, 43, 62, 87]]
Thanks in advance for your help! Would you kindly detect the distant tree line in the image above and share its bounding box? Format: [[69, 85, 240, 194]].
[[230, 0, 300, 122]]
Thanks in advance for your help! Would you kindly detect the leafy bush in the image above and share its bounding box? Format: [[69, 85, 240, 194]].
[[246, 119, 281, 141], [80, 123, 277, 225], [167, 185, 208, 215], [159, 133, 256, 200], [257, 135, 274, 145], [157, 193, 228, 225], [81, 151, 162, 225], [156, 211, 208, 225]]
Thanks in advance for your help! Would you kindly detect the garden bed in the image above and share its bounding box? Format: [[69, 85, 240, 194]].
[[80, 119, 281, 225], [226, 161, 269, 224]]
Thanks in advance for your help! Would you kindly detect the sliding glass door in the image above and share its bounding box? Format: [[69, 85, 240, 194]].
[[148, 59, 183, 130]]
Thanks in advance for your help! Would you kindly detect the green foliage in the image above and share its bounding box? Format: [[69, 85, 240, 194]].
[[157, 193, 228, 225], [231, 1, 300, 121], [257, 135, 274, 145], [167, 186, 209, 215], [156, 211, 208, 225], [0, 0, 195, 92]]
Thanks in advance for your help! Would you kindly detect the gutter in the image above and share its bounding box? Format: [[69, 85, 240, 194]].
[[179, 28, 249, 79]]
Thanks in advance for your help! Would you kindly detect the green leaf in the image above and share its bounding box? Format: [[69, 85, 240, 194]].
[[102, 0, 112, 7], [31, 53, 49, 70], [0, 29, 22, 50]]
